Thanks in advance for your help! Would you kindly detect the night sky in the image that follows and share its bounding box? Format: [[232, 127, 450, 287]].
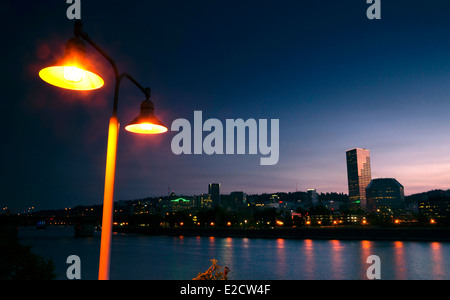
[[3, 0, 450, 212]]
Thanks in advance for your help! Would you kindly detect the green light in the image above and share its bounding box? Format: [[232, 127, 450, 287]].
[[171, 198, 190, 203]]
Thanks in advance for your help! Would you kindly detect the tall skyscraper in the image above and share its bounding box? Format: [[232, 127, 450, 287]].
[[346, 148, 372, 209], [208, 183, 220, 207]]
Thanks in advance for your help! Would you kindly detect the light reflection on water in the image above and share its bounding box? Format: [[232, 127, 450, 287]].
[[19, 227, 450, 280]]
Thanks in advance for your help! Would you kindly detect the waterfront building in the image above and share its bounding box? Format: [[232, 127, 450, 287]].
[[366, 178, 405, 212], [418, 196, 450, 222], [346, 148, 372, 209], [170, 198, 192, 212]]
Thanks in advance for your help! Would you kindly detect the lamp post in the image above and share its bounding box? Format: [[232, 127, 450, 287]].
[[39, 21, 168, 280]]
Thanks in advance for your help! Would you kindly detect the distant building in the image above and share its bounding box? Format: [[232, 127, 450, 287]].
[[307, 189, 318, 207], [366, 178, 405, 212], [196, 194, 213, 209], [170, 198, 192, 212], [346, 148, 372, 209], [418, 196, 450, 222], [208, 183, 221, 207], [131, 201, 148, 215], [269, 194, 279, 203], [230, 191, 247, 210]]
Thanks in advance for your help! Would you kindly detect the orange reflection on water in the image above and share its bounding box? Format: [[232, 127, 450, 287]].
[[242, 237, 249, 248], [225, 237, 233, 248], [220, 237, 234, 265], [430, 242, 444, 279], [303, 239, 316, 279], [359, 240, 373, 279], [393, 241, 406, 280], [275, 239, 287, 277], [276, 238, 285, 248], [360, 240, 373, 259], [329, 240, 343, 278], [305, 239, 314, 250], [361, 240, 372, 249]]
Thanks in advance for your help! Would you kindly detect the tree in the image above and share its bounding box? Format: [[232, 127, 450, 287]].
[[0, 224, 56, 280], [193, 259, 230, 280]]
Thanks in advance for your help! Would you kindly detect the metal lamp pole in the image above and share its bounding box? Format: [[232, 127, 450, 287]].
[[39, 20, 167, 279], [72, 21, 158, 280]]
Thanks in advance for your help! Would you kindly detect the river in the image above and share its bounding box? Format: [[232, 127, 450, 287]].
[[18, 226, 450, 280]]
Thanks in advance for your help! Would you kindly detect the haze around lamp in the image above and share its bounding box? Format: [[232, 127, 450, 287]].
[[38, 37, 104, 91]]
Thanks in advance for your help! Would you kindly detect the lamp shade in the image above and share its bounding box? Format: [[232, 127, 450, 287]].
[[125, 99, 168, 134], [39, 37, 104, 91]]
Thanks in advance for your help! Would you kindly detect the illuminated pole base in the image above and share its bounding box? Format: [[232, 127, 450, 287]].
[[98, 116, 119, 280]]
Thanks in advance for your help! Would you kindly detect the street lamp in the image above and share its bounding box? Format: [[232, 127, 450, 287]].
[[38, 21, 168, 280]]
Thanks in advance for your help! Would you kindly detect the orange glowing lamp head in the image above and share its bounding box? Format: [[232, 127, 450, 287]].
[[125, 99, 168, 134], [39, 37, 104, 91]]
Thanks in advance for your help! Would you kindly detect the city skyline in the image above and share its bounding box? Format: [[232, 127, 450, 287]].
[[4, 1, 450, 212]]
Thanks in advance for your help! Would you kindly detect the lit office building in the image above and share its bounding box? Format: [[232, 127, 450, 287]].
[[366, 178, 405, 212]]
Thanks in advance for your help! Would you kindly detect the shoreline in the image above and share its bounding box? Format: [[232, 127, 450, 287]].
[[113, 226, 450, 242]]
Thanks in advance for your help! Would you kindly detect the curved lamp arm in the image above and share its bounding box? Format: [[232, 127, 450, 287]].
[[73, 21, 151, 117]]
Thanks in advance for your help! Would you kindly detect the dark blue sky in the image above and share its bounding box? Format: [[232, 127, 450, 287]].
[[3, 0, 450, 211]]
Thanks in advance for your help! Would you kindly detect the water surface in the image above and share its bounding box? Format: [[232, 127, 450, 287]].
[[19, 227, 450, 280]]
